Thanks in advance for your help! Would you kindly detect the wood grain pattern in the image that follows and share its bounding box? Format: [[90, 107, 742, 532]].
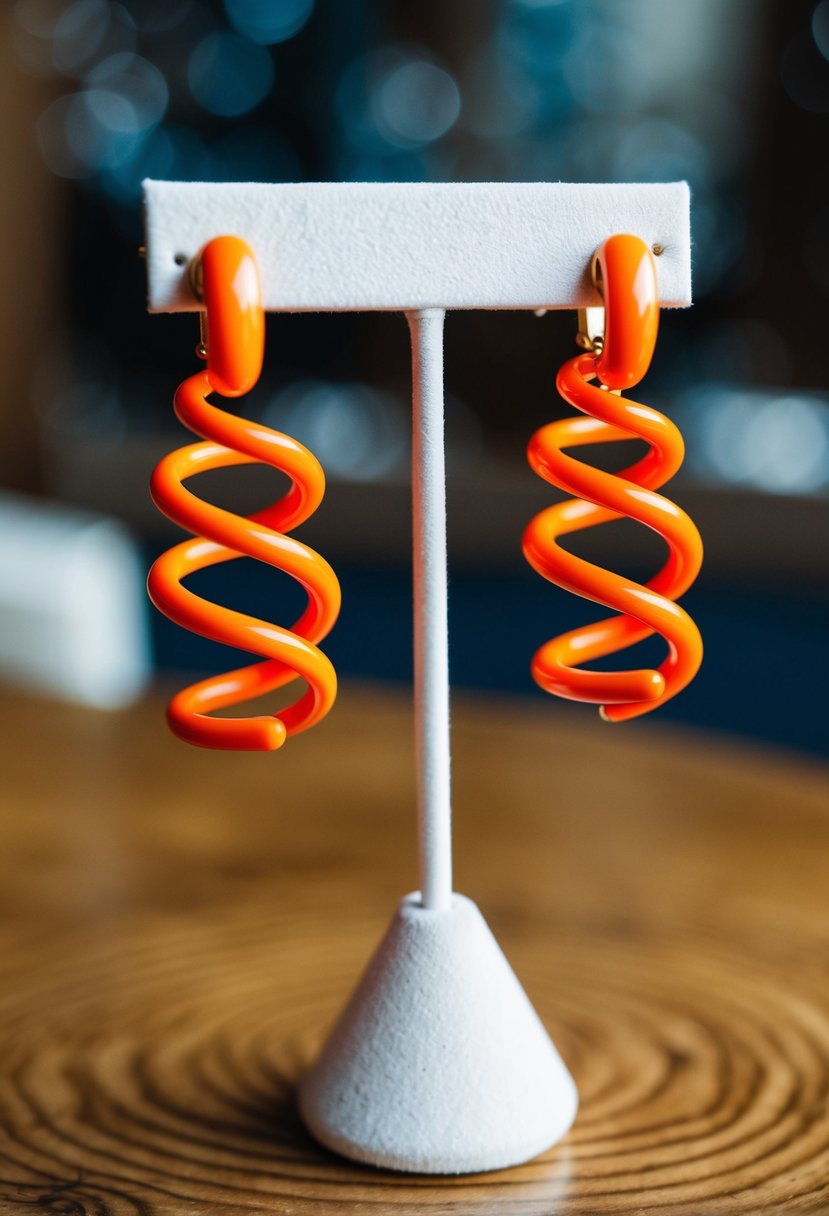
[[0, 685, 827, 1214]]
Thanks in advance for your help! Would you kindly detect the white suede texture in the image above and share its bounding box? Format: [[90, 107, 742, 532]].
[[299, 894, 578, 1174], [143, 180, 691, 312]]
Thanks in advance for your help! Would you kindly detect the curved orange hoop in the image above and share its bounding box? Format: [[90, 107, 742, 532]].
[[198, 235, 265, 397], [148, 236, 340, 750], [522, 233, 703, 722], [593, 234, 659, 392]]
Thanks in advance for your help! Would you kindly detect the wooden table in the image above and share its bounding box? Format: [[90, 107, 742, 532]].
[[0, 684, 827, 1215]]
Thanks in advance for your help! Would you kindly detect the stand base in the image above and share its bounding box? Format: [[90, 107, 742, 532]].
[[299, 893, 578, 1174]]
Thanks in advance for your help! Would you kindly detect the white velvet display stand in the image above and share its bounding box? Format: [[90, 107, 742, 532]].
[[143, 181, 692, 1174]]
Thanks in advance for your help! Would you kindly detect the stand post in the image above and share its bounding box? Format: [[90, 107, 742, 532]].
[[408, 308, 452, 912]]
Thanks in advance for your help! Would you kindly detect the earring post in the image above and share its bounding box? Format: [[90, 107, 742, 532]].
[[408, 308, 452, 912]]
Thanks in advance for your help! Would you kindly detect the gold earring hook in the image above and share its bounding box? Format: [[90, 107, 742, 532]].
[[576, 251, 605, 353], [187, 253, 208, 360]]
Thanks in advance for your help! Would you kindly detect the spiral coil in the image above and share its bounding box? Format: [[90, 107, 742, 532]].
[[148, 237, 340, 750], [522, 234, 703, 722]]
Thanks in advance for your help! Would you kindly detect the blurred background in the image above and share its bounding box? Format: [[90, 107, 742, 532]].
[[2, 0, 828, 757]]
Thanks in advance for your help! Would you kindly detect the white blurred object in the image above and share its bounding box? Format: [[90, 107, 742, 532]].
[[0, 492, 150, 708]]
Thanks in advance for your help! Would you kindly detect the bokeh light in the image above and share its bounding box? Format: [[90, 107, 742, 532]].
[[53, 0, 137, 75], [335, 44, 461, 179], [37, 89, 144, 177], [51, 0, 112, 72], [561, 26, 653, 115], [264, 381, 408, 483], [610, 119, 711, 186], [683, 386, 829, 496], [372, 58, 461, 148], [99, 124, 178, 199], [460, 46, 538, 140], [13, 0, 76, 76], [812, 0, 829, 61], [86, 53, 168, 128], [223, 0, 314, 45], [187, 31, 275, 118]]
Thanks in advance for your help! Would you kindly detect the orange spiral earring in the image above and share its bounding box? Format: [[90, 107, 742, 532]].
[[147, 235, 341, 749], [522, 233, 703, 721]]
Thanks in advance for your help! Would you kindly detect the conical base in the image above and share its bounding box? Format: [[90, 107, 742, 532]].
[[299, 892, 578, 1174]]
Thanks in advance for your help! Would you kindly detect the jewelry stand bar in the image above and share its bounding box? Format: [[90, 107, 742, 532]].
[[143, 180, 691, 312]]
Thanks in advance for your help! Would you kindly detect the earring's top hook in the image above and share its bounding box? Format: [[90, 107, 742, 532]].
[[187, 254, 208, 360], [576, 306, 605, 353], [187, 252, 203, 301], [576, 251, 605, 354]]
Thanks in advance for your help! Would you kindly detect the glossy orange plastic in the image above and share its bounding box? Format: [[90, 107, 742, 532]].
[[593, 234, 660, 392], [147, 237, 340, 750], [522, 233, 703, 722], [199, 235, 265, 397]]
